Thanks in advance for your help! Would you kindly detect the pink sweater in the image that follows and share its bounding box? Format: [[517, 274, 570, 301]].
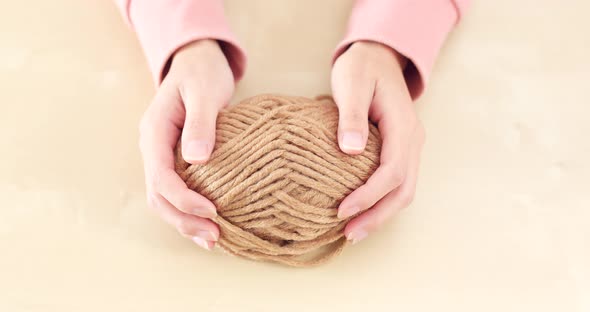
[[115, 0, 468, 99]]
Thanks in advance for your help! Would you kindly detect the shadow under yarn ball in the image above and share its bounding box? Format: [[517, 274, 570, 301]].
[[175, 94, 381, 267]]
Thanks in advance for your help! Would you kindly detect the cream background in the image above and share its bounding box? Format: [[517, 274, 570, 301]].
[[1, 1, 589, 311]]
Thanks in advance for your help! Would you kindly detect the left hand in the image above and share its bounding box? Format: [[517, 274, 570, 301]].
[[331, 41, 426, 244]]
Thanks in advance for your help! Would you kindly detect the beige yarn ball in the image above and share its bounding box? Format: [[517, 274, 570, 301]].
[[175, 94, 381, 266]]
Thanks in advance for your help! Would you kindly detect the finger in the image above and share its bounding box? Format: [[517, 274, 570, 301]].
[[140, 90, 217, 219], [337, 105, 411, 218], [153, 168, 217, 218], [180, 84, 220, 164], [344, 134, 423, 244], [331, 63, 375, 155], [139, 88, 183, 157], [148, 192, 219, 250]]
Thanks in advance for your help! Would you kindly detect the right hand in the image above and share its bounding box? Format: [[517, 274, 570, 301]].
[[139, 39, 235, 250]]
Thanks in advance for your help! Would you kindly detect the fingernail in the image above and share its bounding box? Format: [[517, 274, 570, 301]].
[[347, 229, 369, 245], [184, 140, 210, 163], [341, 131, 364, 152], [338, 205, 360, 219], [192, 235, 215, 250]]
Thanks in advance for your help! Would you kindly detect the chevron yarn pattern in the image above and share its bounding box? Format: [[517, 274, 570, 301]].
[[175, 94, 381, 266]]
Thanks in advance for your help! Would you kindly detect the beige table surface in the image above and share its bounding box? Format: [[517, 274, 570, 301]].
[[1, 1, 589, 311]]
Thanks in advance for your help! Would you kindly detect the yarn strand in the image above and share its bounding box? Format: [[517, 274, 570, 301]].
[[175, 94, 380, 267]]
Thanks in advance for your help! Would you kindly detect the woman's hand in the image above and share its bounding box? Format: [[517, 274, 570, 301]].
[[331, 41, 426, 244], [139, 39, 234, 250]]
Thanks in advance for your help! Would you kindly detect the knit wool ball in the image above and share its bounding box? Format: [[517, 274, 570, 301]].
[[175, 94, 381, 267]]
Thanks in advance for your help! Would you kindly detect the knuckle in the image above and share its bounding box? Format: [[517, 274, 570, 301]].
[[145, 192, 158, 210], [386, 167, 406, 187], [183, 117, 203, 132], [184, 114, 215, 135], [398, 191, 415, 207], [391, 174, 405, 188], [378, 206, 397, 224], [176, 218, 195, 236], [150, 169, 166, 192], [174, 195, 192, 214], [343, 110, 367, 125]]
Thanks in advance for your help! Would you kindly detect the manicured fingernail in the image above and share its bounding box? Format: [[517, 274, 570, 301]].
[[341, 131, 364, 152], [195, 230, 218, 242], [184, 140, 210, 163], [192, 235, 215, 250], [338, 205, 360, 219], [347, 229, 368, 245]]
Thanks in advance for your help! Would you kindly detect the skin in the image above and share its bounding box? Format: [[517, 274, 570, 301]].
[[331, 41, 425, 244], [139, 39, 425, 250], [139, 39, 231, 250]]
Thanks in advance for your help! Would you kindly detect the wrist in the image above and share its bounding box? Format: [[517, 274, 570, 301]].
[[351, 40, 408, 70], [175, 39, 220, 58], [172, 39, 223, 66], [163, 39, 226, 79]]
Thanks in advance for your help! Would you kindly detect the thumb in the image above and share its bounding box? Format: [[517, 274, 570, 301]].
[[331, 70, 374, 155], [181, 95, 219, 165]]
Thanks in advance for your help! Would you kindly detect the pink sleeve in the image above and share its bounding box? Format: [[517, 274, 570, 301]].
[[334, 0, 470, 99], [114, 0, 247, 84]]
